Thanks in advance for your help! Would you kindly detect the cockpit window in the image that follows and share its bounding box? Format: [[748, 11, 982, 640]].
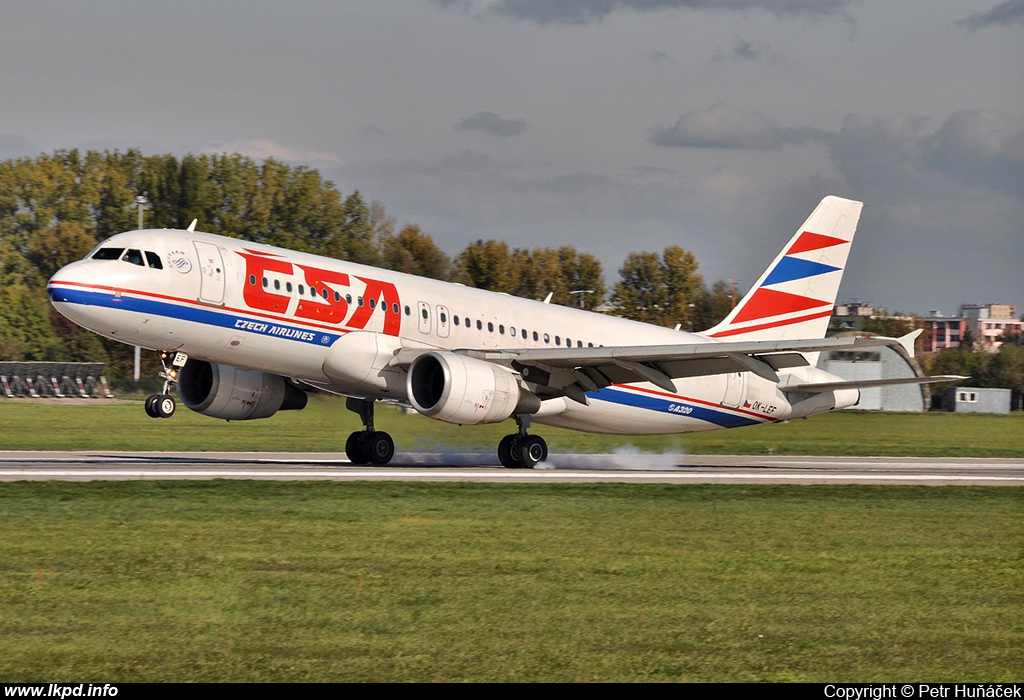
[[91, 247, 124, 260], [145, 251, 163, 269], [122, 249, 145, 266]]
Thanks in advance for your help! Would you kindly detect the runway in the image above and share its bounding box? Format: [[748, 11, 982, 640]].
[[1, 451, 1022, 485]]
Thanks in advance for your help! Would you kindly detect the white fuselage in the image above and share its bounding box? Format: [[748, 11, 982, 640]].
[[48, 228, 855, 435]]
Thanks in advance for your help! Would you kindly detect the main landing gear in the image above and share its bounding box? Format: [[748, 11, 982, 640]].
[[344, 397, 395, 465], [497, 414, 548, 469], [144, 351, 188, 419]]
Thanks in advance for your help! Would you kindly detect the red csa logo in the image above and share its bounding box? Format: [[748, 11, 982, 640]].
[[238, 249, 401, 336]]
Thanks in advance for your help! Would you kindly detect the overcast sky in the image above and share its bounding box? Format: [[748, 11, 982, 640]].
[[2, 0, 1022, 315]]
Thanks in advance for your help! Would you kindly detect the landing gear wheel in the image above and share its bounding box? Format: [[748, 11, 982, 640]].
[[156, 394, 176, 418], [517, 435, 548, 468], [144, 394, 161, 418], [364, 431, 395, 465], [497, 434, 523, 468], [345, 432, 369, 465]]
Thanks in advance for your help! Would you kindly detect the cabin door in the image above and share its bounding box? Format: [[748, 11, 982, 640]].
[[193, 241, 225, 306]]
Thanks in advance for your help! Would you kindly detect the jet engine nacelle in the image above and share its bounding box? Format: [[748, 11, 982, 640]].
[[407, 351, 541, 425], [177, 359, 308, 421]]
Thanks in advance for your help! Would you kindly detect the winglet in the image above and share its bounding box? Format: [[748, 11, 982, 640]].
[[187, 219, 198, 232], [897, 329, 923, 358]]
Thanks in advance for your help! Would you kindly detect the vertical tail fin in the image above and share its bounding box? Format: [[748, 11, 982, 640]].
[[703, 196, 862, 341]]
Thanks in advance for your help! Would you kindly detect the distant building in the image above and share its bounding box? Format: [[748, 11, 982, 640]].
[[816, 333, 928, 411], [919, 304, 1022, 353], [834, 301, 886, 317], [944, 387, 1011, 414], [831, 302, 889, 332], [920, 313, 967, 352]]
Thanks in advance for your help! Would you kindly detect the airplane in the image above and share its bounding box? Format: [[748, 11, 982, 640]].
[[47, 196, 961, 468]]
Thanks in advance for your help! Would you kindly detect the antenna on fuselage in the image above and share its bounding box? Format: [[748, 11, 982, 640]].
[[186, 219, 198, 232], [542, 292, 553, 304]]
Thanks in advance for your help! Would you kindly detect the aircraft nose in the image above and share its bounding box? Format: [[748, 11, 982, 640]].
[[48, 260, 104, 333], [48, 260, 96, 308]]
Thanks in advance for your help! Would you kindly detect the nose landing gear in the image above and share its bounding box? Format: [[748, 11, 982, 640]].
[[144, 351, 187, 419]]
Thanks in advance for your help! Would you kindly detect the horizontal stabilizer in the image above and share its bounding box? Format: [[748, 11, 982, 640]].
[[781, 375, 968, 394]]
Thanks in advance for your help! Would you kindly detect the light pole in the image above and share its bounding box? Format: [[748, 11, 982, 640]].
[[569, 289, 595, 310], [132, 193, 150, 230], [130, 193, 151, 382]]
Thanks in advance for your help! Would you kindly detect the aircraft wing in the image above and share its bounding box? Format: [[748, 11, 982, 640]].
[[780, 375, 968, 394], [390, 331, 928, 404]]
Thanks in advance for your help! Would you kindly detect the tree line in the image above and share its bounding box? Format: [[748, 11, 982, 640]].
[[0, 149, 740, 382]]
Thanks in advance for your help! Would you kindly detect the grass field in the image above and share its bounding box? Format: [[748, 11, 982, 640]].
[[1, 481, 1021, 682], [1, 395, 1023, 456], [2, 400, 1021, 681]]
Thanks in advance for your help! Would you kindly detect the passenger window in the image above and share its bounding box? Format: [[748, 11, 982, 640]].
[[287, 282, 293, 293], [487, 322, 494, 333], [544, 333, 550, 344], [322, 288, 329, 300], [421, 308, 428, 319], [393, 303, 399, 314], [145, 251, 163, 269], [122, 249, 145, 266], [311, 287, 318, 297], [454, 316, 460, 326], [249, 274, 256, 286], [298, 284, 305, 294], [476, 320, 482, 330], [92, 247, 124, 260], [404, 305, 411, 315], [369, 298, 377, 309], [262, 277, 268, 288], [533, 331, 538, 341], [499, 324, 504, 335], [555, 336, 561, 345], [358, 297, 364, 307], [335, 291, 341, 302], [440, 312, 447, 323], [274, 279, 281, 290]]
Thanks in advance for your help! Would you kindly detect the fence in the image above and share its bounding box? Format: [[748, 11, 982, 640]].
[[0, 362, 114, 398]]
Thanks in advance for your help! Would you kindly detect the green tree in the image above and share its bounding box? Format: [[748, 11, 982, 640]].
[[692, 279, 737, 331], [613, 245, 703, 328], [0, 284, 58, 360], [379, 223, 452, 280], [454, 240, 520, 293], [558, 247, 605, 310]]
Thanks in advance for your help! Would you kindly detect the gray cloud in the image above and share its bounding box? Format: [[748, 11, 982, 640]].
[[713, 37, 776, 62], [650, 104, 831, 149], [0, 134, 39, 161], [456, 111, 529, 137], [830, 110, 1024, 200], [438, 0, 851, 25], [926, 110, 1024, 196], [958, 0, 1024, 30], [733, 38, 763, 60], [338, 134, 1023, 315]]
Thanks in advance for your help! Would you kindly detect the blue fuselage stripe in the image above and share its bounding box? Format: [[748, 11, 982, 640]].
[[588, 387, 762, 429], [48, 286, 342, 347]]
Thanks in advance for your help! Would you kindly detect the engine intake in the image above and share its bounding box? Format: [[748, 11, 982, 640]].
[[177, 360, 307, 421], [407, 351, 540, 425]]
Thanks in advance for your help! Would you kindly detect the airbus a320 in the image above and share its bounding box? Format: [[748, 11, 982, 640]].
[[47, 196, 957, 467]]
